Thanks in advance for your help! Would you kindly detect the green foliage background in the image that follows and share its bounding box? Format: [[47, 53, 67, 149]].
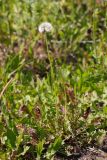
[[0, 0, 107, 159]]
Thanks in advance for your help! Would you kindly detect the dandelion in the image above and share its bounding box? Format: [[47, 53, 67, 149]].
[[38, 22, 53, 33]]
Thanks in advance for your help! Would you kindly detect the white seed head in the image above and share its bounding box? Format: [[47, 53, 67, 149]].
[[38, 22, 53, 33]]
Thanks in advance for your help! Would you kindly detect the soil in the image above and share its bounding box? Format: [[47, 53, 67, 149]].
[[79, 148, 107, 160], [54, 148, 107, 160], [54, 136, 107, 160]]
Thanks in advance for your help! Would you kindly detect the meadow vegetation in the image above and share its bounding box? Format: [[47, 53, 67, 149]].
[[0, 0, 107, 159]]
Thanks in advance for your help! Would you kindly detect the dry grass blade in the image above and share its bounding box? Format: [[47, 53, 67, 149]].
[[0, 77, 15, 100]]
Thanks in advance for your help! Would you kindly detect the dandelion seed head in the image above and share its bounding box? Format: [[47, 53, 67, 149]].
[[38, 22, 53, 33]]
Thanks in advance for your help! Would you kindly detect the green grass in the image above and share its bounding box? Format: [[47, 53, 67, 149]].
[[0, 0, 107, 159]]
